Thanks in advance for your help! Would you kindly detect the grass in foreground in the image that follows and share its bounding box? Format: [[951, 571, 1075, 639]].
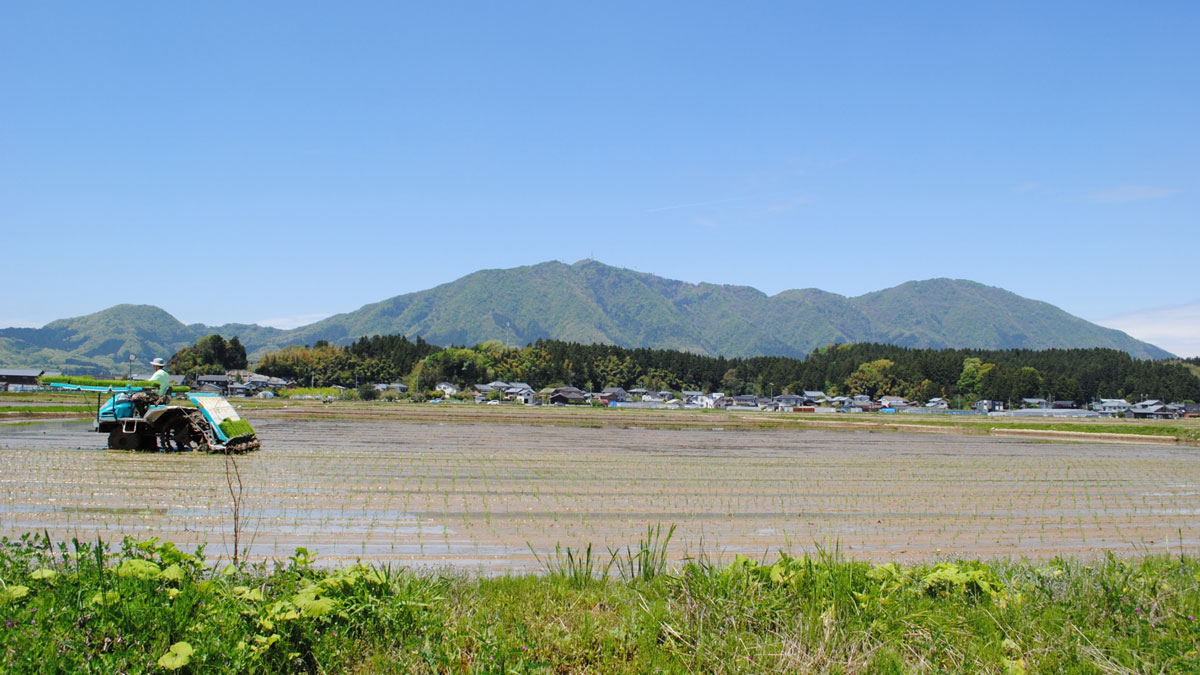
[[2, 532, 1199, 673]]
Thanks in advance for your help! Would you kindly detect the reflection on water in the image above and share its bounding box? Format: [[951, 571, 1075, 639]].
[[0, 418, 93, 435]]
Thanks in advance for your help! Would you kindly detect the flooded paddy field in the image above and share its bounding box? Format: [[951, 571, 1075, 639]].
[[3, 416, 1200, 573]]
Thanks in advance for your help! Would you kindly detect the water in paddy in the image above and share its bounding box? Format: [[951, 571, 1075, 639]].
[[3, 418, 1198, 572]]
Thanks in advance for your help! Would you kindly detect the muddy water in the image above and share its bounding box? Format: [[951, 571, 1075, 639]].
[[2, 418, 1199, 572]]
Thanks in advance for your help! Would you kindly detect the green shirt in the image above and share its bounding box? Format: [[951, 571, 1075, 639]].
[[148, 368, 170, 395]]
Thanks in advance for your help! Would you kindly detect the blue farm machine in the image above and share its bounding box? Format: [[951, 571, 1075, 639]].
[[51, 383, 261, 453]]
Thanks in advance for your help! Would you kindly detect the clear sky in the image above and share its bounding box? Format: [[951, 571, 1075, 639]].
[[3, 2, 1197, 355]]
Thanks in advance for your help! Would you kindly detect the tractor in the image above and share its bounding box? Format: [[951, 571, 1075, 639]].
[[51, 383, 261, 453]]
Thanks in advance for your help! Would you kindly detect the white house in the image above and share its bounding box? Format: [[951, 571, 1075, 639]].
[[1093, 398, 1131, 417]]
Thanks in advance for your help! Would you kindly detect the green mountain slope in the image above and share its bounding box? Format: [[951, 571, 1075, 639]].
[[851, 279, 1162, 355], [0, 305, 287, 374], [0, 261, 1172, 373], [218, 261, 1175, 360]]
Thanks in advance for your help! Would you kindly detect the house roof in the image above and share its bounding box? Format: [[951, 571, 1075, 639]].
[[0, 368, 44, 378], [197, 374, 231, 383], [803, 391, 826, 398], [601, 387, 627, 394], [1135, 404, 1170, 413]]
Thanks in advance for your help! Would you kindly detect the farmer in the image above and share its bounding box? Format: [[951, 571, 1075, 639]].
[[147, 357, 171, 396], [132, 358, 172, 412]]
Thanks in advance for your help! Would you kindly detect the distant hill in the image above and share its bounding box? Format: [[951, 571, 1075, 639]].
[[0, 260, 1172, 373], [0, 306, 286, 375]]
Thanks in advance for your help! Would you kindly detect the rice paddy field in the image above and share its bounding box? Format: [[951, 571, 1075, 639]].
[[3, 411, 1199, 570], [5, 409, 1200, 672]]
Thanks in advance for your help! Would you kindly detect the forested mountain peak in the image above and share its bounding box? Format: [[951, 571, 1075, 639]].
[[0, 261, 1172, 373]]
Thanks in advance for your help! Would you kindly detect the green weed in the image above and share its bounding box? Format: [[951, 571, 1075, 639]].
[[2, 531, 1199, 672]]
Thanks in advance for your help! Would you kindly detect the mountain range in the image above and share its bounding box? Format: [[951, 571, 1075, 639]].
[[0, 260, 1172, 374]]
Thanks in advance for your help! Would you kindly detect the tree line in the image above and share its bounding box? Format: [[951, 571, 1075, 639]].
[[167, 334, 247, 380], [244, 337, 1200, 405]]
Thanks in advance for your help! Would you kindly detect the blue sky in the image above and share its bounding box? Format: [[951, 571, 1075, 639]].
[[3, 2, 1197, 355]]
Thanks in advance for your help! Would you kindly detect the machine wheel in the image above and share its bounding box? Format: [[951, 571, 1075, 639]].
[[183, 409, 213, 452], [108, 429, 144, 450], [162, 418, 196, 452]]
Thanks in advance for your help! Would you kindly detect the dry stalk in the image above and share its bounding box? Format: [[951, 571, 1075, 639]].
[[225, 451, 244, 565]]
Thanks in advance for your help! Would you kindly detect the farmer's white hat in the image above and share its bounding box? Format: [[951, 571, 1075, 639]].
[[149, 357, 167, 367]]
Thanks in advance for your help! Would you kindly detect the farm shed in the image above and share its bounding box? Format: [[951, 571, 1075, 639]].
[[0, 368, 44, 391]]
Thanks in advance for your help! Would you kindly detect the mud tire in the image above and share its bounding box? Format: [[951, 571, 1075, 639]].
[[108, 429, 151, 450], [162, 418, 196, 452]]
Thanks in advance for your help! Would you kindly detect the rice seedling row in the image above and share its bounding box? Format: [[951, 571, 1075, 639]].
[[2, 418, 1199, 571]]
